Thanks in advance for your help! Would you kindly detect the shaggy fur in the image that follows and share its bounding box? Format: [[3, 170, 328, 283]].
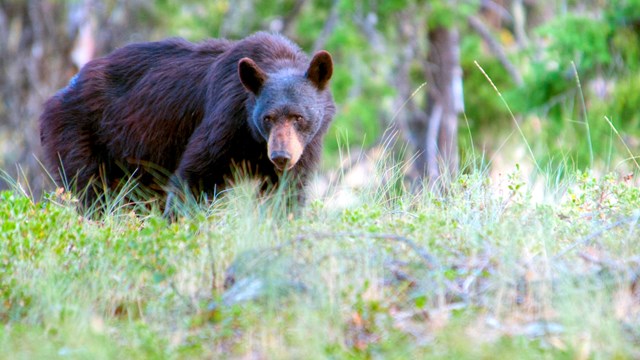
[[39, 32, 335, 210]]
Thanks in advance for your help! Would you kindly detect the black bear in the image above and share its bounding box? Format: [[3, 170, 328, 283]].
[[39, 32, 335, 214]]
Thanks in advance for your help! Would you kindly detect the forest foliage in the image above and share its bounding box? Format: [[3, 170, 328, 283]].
[[1, 0, 640, 195], [154, 0, 640, 171]]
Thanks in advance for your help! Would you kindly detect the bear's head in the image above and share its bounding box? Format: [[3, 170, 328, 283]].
[[238, 51, 333, 171]]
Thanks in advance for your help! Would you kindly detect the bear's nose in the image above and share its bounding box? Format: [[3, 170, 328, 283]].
[[270, 151, 291, 170]]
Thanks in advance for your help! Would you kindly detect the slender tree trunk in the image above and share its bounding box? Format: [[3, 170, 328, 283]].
[[412, 26, 462, 187]]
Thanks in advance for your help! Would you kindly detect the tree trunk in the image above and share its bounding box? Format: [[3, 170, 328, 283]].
[[413, 26, 463, 188]]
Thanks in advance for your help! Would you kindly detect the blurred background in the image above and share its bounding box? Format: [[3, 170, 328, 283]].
[[1, 0, 639, 199]]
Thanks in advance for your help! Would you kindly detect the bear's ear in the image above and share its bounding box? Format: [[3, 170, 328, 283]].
[[238, 58, 267, 94], [305, 50, 333, 90]]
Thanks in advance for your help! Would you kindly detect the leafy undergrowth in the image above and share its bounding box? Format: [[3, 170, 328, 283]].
[[1, 169, 639, 359]]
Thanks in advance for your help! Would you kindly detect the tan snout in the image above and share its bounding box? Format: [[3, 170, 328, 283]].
[[267, 122, 303, 171]]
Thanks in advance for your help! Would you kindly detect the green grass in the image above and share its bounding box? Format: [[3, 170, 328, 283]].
[[1, 164, 640, 359]]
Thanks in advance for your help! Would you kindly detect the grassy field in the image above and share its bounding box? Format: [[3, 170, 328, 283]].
[[1, 163, 639, 359]]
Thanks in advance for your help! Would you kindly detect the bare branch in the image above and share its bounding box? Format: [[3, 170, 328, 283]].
[[313, 0, 340, 52], [468, 14, 523, 86], [281, 0, 306, 36], [275, 231, 441, 269], [554, 215, 640, 259]]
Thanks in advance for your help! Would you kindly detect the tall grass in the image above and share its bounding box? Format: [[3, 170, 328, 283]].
[[1, 137, 639, 358]]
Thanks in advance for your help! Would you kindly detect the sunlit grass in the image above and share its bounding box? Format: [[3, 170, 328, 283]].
[[1, 145, 639, 358]]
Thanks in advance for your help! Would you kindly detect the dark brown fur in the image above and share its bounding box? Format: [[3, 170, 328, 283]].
[[39, 32, 335, 211]]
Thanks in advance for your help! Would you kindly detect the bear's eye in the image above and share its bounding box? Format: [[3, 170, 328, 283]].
[[294, 116, 304, 123], [263, 115, 272, 123]]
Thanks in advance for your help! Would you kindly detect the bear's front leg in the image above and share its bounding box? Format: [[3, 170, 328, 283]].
[[163, 128, 229, 219]]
